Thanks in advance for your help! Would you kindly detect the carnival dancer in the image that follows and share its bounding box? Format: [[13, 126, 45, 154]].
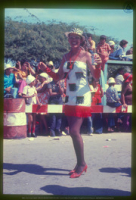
[[38, 28, 101, 178]]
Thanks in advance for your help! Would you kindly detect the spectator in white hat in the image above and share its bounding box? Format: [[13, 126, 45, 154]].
[[4, 63, 19, 98], [106, 77, 121, 107], [106, 77, 122, 132], [22, 75, 42, 137], [36, 73, 49, 91], [108, 41, 115, 54]]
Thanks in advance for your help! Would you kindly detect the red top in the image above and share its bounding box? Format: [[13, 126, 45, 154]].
[[91, 84, 102, 105]]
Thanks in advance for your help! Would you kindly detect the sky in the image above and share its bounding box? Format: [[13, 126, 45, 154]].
[[5, 8, 133, 50]]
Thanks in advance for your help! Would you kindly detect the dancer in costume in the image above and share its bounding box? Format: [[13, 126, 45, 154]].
[[38, 28, 101, 178]]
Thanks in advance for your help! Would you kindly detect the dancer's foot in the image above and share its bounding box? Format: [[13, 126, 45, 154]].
[[70, 164, 87, 178], [69, 164, 78, 175], [75, 164, 87, 174]]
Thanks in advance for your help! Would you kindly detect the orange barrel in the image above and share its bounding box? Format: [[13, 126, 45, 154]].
[[4, 98, 27, 139]]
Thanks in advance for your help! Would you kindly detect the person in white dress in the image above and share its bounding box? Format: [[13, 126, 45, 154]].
[[38, 28, 102, 178]]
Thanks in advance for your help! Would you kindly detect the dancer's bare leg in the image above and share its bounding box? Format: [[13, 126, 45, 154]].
[[67, 116, 86, 173]]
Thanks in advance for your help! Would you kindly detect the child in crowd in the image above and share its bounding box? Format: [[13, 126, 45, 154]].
[[22, 75, 42, 137], [90, 78, 104, 134], [96, 35, 111, 71], [90, 78, 104, 105]]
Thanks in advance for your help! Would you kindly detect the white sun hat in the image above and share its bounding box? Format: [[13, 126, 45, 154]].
[[108, 77, 116, 84], [4, 63, 15, 70], [65, 28, 84, 39], [108, 41, 115, 46], [26, 75, 36, 85], [39, 72, 48, 79], [48, 61, 54, 66]]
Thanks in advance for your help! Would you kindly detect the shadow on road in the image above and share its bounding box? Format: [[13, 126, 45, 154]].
[[3, 163, 69, 176], [99, 167, 131, 177], [40, 185, 131, 196]]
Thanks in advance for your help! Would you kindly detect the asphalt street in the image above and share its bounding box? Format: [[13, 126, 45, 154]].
[[3, 132, 131, 198]]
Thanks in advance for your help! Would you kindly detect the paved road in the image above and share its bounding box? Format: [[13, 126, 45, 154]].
[[3, 132, 131, 198]]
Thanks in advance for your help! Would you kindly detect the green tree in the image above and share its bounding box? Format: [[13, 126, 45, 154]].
[[4, 17, 121, 68]]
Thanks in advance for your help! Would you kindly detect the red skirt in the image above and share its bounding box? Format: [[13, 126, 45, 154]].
[[63, 105, 92, 118]]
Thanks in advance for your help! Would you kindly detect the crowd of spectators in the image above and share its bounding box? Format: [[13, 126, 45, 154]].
[[4, 33, 132, 137]]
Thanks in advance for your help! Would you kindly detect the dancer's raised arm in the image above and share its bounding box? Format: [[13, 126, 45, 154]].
[[86, 52, 102, 80], [38, 57, 65, 81]]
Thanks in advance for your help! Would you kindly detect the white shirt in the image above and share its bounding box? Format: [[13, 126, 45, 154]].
[[115, 74, 124, 85], [23, 85, 37, 105]]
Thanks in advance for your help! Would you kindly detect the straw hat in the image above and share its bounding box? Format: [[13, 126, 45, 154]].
[[108, 77, 116, 84], [26, 75, 36, 85], [4, 63, 15, 70], [65, 28, 84, 39]]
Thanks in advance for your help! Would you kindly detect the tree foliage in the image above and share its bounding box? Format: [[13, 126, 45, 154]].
[[4, 17, 120, 68]]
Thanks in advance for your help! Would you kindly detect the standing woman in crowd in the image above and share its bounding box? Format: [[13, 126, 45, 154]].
[[38, 28, 101, 178]]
